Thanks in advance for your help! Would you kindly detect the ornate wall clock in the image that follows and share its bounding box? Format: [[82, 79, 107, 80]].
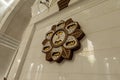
[[42, 18, 85, 63]]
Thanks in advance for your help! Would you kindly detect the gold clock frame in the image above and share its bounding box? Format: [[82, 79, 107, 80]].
[[42, 18, 85, 63]]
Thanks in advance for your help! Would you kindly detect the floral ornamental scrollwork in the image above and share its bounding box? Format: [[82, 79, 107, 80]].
[[42, 18, 85, 63], [57, 0, 70, 11]]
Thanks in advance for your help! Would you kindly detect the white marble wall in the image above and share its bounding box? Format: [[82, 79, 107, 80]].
[[19, 0, 120, 80]]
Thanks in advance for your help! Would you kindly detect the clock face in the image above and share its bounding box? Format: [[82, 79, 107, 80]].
[[52, 30, 66, 47]]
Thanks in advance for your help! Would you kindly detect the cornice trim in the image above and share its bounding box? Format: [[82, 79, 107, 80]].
[[0, 33, 20, 50]]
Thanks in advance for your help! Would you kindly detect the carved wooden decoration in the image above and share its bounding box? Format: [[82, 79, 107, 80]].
[[57, 0, 70, 11], [42, 18, 85, 63]]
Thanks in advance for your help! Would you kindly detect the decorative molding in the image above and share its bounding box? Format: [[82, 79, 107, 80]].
[[42, 18, 85, 63], [39, 0, 57, 9], [32, 0, 107, 28], [40, 0, 50, 8], [6, 24, 35, 80], [0, 33, 20, 50], [0, 33, 20, 80]]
